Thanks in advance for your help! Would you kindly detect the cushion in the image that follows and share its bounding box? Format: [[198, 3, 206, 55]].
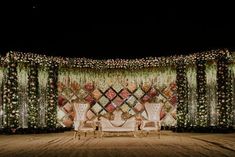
[[145, 121, 155, 127]]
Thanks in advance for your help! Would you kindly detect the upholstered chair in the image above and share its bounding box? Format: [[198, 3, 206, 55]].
[[140, 102, 163, 138], [73, 103, 96, 139]]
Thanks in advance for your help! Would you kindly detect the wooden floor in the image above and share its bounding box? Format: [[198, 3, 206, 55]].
[[0, 131, 235, 157]]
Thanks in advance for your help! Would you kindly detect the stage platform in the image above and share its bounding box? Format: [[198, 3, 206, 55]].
[[0, 131, 235, 157]]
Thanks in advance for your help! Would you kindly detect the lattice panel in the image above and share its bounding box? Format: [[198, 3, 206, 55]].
[[57, 77, 177, 127]]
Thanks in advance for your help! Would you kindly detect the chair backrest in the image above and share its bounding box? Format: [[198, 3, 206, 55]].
[[144, 102, 162, 121], [73, 103, 90, 121], [113, 109, 123, 122]]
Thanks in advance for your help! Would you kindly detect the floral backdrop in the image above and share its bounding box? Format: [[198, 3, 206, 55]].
[[57, 68, 177, 127]]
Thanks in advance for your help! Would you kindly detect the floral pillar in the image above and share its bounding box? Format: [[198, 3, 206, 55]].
[[46, 63, 58, 129], [196, 58, 208, 127], [28, 62, 39, 129], [217, 54, 233, 128], [38, 67, 48, 128], [3, 53, 19, 131], [176, 61, 189, 129]]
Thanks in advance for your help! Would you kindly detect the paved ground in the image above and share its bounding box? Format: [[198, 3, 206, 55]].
[[0, 131, 235, 157]]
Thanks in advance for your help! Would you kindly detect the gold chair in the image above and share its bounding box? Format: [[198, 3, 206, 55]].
[[73, 103, 96, 139], [140, 102, 163, 138]]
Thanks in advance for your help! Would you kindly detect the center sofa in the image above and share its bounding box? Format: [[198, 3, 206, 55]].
[[99, 109, 137, 137]]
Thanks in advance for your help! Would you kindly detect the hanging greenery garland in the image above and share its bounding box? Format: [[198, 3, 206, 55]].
[[46, 64, 58, 129], [4, 49, 230, 69], [58, 67, 176, 90], [28, 62, 39, 129], [186, 65, 197, 127], [217, 55, 233, 128], [205, 61, 218, 126], [38, 67, 49, 128], [176, 61, 188, 128], [17, 63, 28, 128], [196, 58, 208, 127]]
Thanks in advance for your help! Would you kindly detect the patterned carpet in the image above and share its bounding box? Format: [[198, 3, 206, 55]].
[[0, 131, 235, 157]]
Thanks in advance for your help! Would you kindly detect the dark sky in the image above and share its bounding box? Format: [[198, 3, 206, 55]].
[[1, 2, 235, 59]]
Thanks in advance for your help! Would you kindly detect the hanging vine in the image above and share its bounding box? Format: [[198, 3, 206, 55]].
[[186, 65, 197, 127], [17, 63, 28, 128], [205, 62, 217, 126]]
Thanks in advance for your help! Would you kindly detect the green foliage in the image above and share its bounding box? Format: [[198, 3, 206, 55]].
[[3, 54, 19, 129], [176, 62, 189, 127], [46, 64, 58, 128], [217, 56, 233, 128], [28, 62, 39, 128], [196, 59, 208, 127]]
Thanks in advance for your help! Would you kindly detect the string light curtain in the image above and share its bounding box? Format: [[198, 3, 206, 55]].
[[17, 63, 28, 128], [186, 65, 197, 127]]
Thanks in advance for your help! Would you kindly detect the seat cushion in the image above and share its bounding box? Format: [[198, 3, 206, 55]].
[[80, 127, 94, 131], [102, 127, 135, 132], [145, 121, 155, 127], [142, 127, 159, 131]]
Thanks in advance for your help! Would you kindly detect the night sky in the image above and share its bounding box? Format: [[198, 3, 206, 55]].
[[1, 2, 235, 59]]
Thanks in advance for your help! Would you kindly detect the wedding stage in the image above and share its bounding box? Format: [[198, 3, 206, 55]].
[[1, 50, 235, 156], [1, 131, 235, 157]]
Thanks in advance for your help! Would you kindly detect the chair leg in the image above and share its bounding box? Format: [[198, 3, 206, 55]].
[[101, 131, 104, 138], [146, 131, 149, 137], [133, 131, 137, 137], [140, 130, 143, 138], [94, 131, 96, 138], [74, 131, 77, 139], [78, 132, 81, 140], [155, 130, 160, 139]]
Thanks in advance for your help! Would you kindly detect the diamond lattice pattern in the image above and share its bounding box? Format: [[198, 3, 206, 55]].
[[57, 79, 177, 127]]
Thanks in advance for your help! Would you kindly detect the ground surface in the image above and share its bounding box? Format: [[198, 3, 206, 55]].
[[0, 131, 235, 157]]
